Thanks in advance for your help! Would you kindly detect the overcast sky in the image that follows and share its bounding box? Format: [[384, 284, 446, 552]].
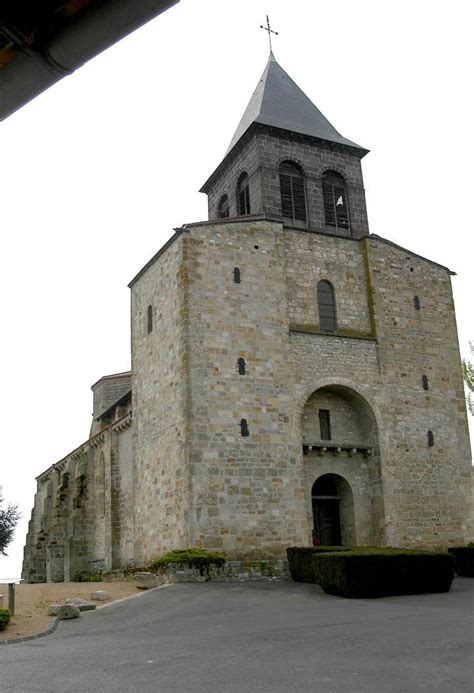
[[1, 0, 472, 578]]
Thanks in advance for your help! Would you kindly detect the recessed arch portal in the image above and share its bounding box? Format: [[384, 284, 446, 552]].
[[302, 384, 384, 547]]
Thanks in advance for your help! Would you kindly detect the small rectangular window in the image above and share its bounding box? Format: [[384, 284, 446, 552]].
[[318, 409, 331, 440]]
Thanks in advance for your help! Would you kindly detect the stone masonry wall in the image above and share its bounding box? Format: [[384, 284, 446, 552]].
[[23, 218, 472, 581], [22, 414, 133, 582], [207, 134, 261, 220], [365, 237, 472, 547], [130, 237, 191, 565], [183, 220, 307, 554], [256, 130, 370, 237], [91, 372, 131, 420]]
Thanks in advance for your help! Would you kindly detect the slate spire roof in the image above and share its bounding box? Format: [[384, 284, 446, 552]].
[[226, 51, 367, 156]]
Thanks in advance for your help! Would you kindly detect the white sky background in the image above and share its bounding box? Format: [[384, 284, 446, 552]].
[[1, 0, 472, 578]]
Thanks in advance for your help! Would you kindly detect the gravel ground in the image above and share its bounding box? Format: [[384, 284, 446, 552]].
[[0, 581, 138, 640]]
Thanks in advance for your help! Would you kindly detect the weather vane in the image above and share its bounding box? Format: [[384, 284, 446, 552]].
[[260, 15, 278, 53]]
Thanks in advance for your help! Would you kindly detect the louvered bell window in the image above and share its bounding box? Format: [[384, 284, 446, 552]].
[[237, 173, 251, 215], [317, 280, 337, 332], [322, 172, 350, 232], [279, 161, 307, 226]]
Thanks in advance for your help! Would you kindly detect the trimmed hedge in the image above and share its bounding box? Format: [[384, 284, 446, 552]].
[[286, 546, 352, 583], [0, 608, 11, 631], [312, 550, 454, 598], [448, 547, 474, 577], [286, 546, 388, 583]]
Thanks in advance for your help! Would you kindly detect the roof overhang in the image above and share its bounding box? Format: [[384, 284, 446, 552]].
[[0, 0, 179, 121]]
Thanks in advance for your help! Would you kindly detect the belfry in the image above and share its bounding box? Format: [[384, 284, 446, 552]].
[[23, 52, 472, 581]]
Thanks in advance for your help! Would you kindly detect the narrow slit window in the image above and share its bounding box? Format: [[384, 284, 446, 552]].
[[237, 172, 251, 215], [147, 305, 153, 334], [319, 409, 331, 440], [414, 295, 421, 310], [322, 171, 350, 233], [240, 418, 249, 437], [317, 281, 336, 332], [233, 267, 241, 284], [427, 430, 434, 447], [422, 375, 429, 390], [279, 161, 307, 225], [237, 357, 246, 375], [218, 194, 229, 219]]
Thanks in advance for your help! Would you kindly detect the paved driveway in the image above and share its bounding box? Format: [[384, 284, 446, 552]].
[[0, 578, 472, 692]]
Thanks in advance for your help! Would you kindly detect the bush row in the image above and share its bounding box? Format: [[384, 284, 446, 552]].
[[150, 548, 226, 575], [0, 608, 11, 631], [448, 547, 474, 577], [286, 547, 455, 598]]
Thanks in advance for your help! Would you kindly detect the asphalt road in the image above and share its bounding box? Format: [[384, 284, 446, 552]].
[[0, 578, 472, 692]]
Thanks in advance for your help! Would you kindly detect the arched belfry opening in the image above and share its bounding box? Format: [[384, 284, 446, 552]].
[[302, 385, 384, 546], [311, 474, 355, 546]]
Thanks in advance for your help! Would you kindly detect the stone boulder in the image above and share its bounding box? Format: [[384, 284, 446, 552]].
[[47, 604, 61, 616], [65, 597, 96, 612], [57, 604, 81, 620], [134, 572, 159, 590], [90, 590, 110, 601]]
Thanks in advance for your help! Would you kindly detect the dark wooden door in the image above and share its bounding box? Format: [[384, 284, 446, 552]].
[[313, 499, 342, 546]]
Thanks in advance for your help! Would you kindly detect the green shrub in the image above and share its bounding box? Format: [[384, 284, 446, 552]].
[[286, 546, 352, 583], [150, 548, 226, 575], [312, 549, 454, 598], [448, 547, 474, 577], [0, 608, 11, 631]]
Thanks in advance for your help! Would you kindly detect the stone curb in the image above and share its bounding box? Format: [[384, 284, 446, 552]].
[[0, 617, 59, 646], [0, 584, 171, 646]]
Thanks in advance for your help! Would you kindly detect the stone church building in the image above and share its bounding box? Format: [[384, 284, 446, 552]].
[[23, 53, 472, 582]]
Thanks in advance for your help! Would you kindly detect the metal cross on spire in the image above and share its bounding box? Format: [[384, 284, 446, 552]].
[[260, 15, 278, 53]]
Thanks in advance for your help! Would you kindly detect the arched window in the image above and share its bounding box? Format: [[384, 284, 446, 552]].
[[237, 172, 251, 215], [233, 267, 241, 284], [237, 357, 246, 375], [317, 280, 336, 332], [322, 171, 350, 232], [217, 194, 229, 219], [279, 161, 307, 225], [147, 305, 153, 334]]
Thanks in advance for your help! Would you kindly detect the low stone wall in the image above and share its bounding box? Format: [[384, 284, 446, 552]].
[[160, 559, 290, 583], [116, 559, 290, 586]]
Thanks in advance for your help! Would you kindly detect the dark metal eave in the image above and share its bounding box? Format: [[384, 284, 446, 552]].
[[0, 0, 179, 121]]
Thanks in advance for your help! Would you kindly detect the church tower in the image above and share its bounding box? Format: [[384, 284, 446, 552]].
[[127, 52, 471, 561], [201, 52, 369, 238]]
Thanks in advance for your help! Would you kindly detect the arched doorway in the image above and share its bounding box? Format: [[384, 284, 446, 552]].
[[301, 384, 383, 546], [311, 473, 355, 546]]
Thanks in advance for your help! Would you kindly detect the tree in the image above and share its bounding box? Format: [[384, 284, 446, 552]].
[[0, 495, 20, 556], [462, 342, 474, 416]]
